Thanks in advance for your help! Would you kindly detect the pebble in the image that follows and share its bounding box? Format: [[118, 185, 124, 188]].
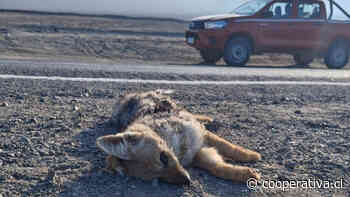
[[0, 102, 8, 107], [19, 136, 31, 144], [8, 153, 16, 157], [39, 148, 50, 156], [30, 118, 38, 124], [294, 110, 302, 114], [285, 161, 296, 171], [16, 95, 24, 100], [73, 105, 80, 111]]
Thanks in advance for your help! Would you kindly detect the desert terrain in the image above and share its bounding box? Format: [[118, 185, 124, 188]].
[[0, 11, 349, 197], [0, 10, 327, 67]]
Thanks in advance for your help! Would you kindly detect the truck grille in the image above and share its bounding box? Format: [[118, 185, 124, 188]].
[[189, 21, 204, 30]]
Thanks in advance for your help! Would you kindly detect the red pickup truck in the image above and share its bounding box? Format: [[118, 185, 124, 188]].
[[186, 0, 350, 69]]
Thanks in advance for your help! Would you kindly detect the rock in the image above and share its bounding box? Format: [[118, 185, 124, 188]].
[[30, 118, 38, 124], [16, 95, 24, 100], [73, 105, 80, 111], [19, 136, 31, 145], [39, 148, 50, 156], [71, 99, 80, 103], [285, 160, 297, 171], [294, 110, 302, 114], [0, 102, 8, 107], [281, 97, 290, 102], [8, 153, 16, 157]]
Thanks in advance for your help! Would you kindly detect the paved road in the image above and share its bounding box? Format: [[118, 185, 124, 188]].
[[1, 60, 350, 80]]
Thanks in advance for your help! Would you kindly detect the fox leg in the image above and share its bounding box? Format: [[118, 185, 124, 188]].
[[193, 147, 260, 182], [103, 155, 125, 176], [205, 132, 261, 162]]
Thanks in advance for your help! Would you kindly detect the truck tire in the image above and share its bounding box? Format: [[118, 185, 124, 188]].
[[293, 54, 314, 66], [200, 50, 222, 64], [223, 37, 252, 66], [325, 40, 349, 69]]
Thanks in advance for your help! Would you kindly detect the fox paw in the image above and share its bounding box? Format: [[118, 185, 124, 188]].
[[245, 168, 261, 181], [247, 152, 262, 162]]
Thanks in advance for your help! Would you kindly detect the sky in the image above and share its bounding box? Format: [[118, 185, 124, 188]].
[[1, 0, 350, 20], [0, 0, 241, 19]]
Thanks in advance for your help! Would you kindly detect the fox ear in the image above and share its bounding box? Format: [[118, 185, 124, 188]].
[[96, 132, 144, 160]]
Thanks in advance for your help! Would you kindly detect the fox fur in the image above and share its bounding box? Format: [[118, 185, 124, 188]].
[[96, 90, 261, 184]]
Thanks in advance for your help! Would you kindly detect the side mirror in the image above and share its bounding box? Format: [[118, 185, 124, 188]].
[[262, 11, 273, 18]]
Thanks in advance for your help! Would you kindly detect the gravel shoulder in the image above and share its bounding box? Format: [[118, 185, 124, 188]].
[[1, 78, 349, 197]]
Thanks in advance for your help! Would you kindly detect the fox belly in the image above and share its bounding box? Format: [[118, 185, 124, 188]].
[[136, 111, 206, 166]]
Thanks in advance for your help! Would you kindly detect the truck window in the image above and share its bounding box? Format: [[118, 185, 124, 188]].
[[266, 1, 293, 19], [298, 2, 321, 19], [233, 0, 273, 16]]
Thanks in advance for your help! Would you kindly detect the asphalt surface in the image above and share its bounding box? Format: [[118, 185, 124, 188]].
[[1, 60, 350, 81]]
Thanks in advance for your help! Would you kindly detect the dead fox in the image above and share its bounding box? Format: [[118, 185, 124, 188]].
[[96, 90, 261, 184]]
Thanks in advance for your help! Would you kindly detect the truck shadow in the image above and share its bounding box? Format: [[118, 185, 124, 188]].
[[169, 62, 328, 70]]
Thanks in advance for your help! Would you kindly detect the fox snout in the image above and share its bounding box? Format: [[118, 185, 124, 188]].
[[161, 166, 191, 185]]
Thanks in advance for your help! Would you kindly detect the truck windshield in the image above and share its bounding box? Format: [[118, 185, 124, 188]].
[[232, 0, 273, 16]]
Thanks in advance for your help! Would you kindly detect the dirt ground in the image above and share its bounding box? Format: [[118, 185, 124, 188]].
[[0, 79, 349, 197], [0, 10, 334, 68], [0, 11, 349, 197]]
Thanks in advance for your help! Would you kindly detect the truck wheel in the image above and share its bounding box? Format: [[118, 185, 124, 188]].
[[223, 37, 251, 66], [325, 41, 349, 69], [200, 50, 222, 64], [293, 54, 314, 66]]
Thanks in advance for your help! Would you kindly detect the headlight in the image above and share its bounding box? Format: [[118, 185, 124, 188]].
[[204, 20, 227, 29]]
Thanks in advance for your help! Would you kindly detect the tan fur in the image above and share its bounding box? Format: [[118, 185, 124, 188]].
[[96, 90, 261, 184], [194, 148, 260, 182]]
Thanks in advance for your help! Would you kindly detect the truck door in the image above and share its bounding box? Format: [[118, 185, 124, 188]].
[[258, 0, 294, 50], [289, 0, 326, 50]]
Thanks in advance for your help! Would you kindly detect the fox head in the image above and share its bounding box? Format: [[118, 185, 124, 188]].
[[110, 90, 178, 131], [96, 127, 191, 184]]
